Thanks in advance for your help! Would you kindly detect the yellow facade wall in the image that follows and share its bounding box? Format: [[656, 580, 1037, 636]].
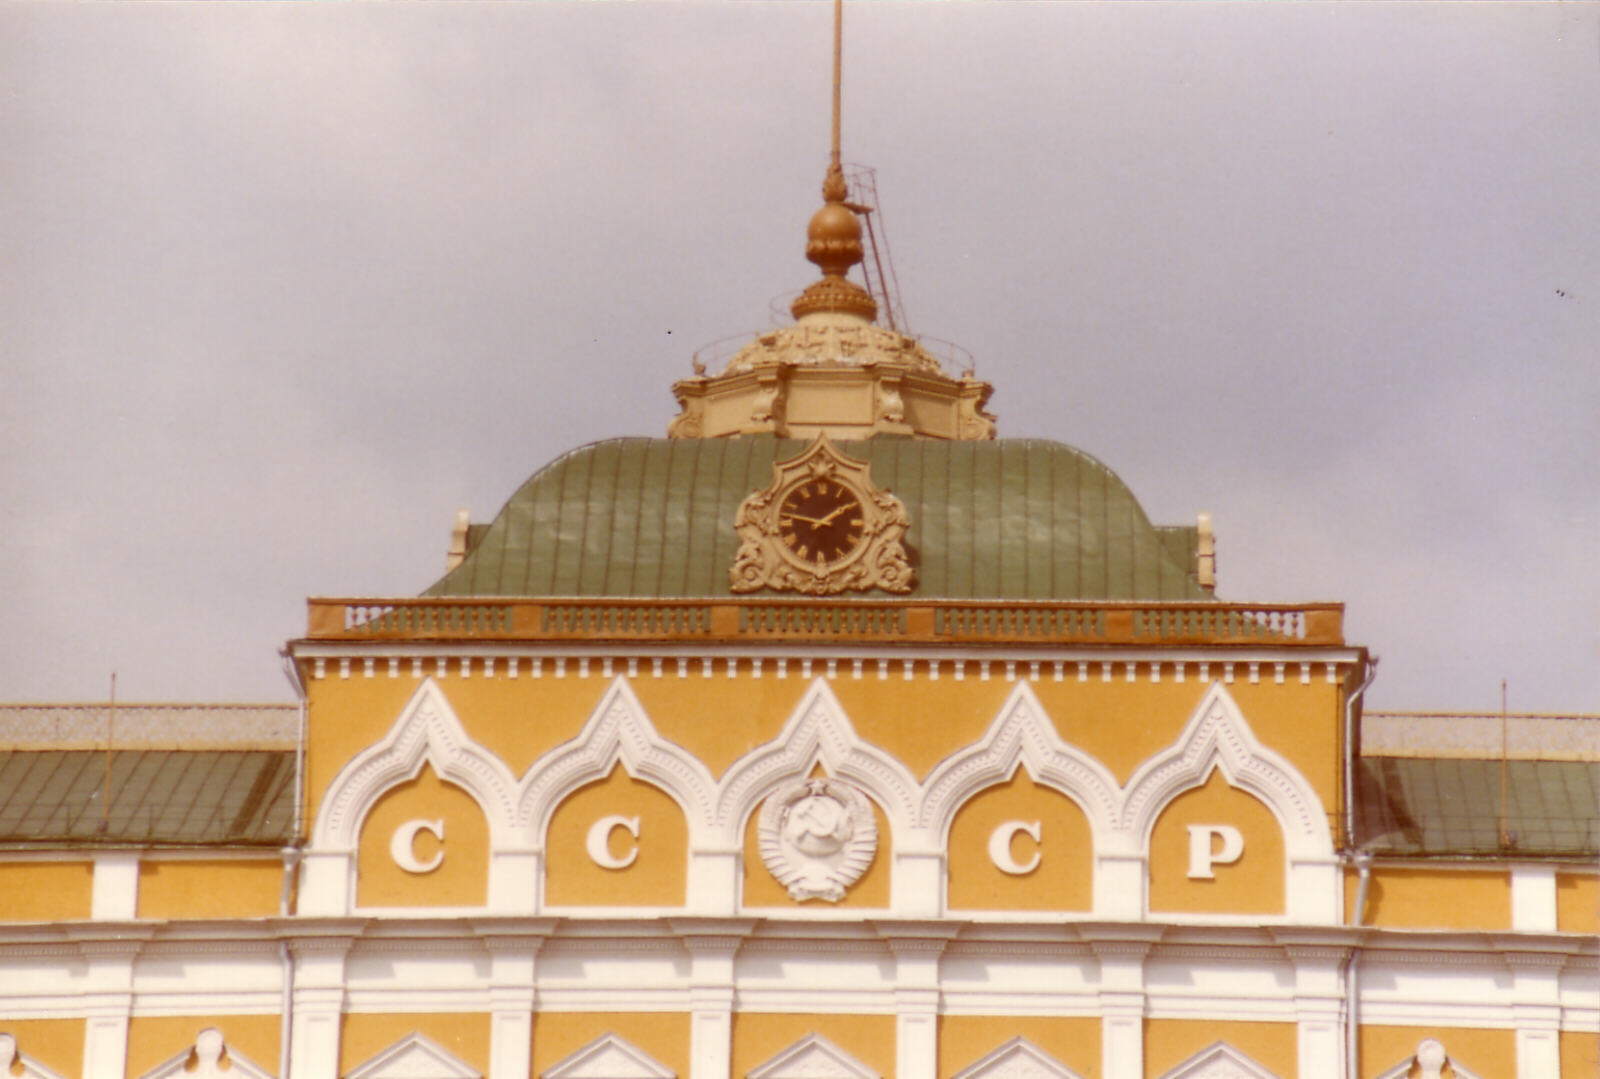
[[340, 1013, 490, 1077], [1561, 1031, 1599, 1078], [742, 773, 891, 909], [732, 1013, 895, 1079], [1350, 867, 1511, 931], [137, 858, 281, 919], [1556, 872, 1598, 934], [1144, 1018, 1296, 1079], [545, 764, 687, 907], [1358, 1024, 1513, 1079], [305, 672, 612, 825], [1147, 770, 1284, 916], [126, 1015, 280, 1079], [938, 1015, 1100, 1079], [946, 769, 1092, 912], [356, 764, 489, 908], [530, 1012, 690, 1079], [304, 668, 1343, 844], [0, 861, 92, 922], [0, 1019, 83, 1078]]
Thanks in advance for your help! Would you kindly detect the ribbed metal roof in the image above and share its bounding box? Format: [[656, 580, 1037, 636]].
[[428, 437, 1210, 601], [1357, 756, 1600, 858], [0, 751, 295, 846]]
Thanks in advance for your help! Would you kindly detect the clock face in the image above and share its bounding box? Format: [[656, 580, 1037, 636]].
[[777, 479, 866, 566]]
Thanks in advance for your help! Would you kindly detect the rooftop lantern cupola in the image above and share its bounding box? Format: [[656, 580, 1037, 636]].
[[668, 0, 995, 442]]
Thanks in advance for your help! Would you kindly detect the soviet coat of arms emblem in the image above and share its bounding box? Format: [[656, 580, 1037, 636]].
[[757, 777, 878, 902]]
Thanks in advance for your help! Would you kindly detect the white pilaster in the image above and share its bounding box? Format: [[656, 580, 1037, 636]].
[[489, 849, 541, 914], [91, 852, 141, 920], [676, 921, 755, 1079], [687, 850, 741, 916], [288, 936, 353, 1079], [79, 939, 142, 1079], [879, 927, 952, 1079], [1281, 942, 1349, 1079], [1094, 854, 1144, 919], [894, 852, 944, 918], [1091, 938, 1154, 1079], [482, 924, 554, 1079], [1508, 952, 1564, 1079], [1510, 865, 1558, 932]]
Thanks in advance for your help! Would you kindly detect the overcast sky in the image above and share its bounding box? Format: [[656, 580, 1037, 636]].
[[3, 2, 1596, 712]]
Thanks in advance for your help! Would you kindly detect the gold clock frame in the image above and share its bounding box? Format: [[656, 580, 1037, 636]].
[[730, 437, 913, 595]]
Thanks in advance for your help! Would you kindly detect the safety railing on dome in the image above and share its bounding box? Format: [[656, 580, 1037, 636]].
[[306, 598, 1344, 646]]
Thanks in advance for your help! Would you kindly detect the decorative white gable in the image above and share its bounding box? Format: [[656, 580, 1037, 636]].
[[1154, 1041, 1280, 1079], [541, 1032, 675, 1079], [345, 1031, 479, 1079], [747, 1032, 879, 1079], [1373, 1038, 1486, 1079], [0, 1034, 69, 1079], [950, 1036, 1086, 1079], [136, 1028, 275, 1079]]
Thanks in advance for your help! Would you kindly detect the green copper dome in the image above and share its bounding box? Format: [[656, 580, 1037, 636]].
[[427, 436, 1211, 602]]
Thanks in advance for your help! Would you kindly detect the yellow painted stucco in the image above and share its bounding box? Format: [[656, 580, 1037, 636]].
[[136, 858, 281, 919], [741, 771, 891, 909], [1031, 675, 1341, 810], [529, 1011, 690, 1078], [1351, 866, 1511, 930], [356, 764, 489, 908], [0, 1019, 83, 1078], [946, 769, 1092, 912], [1143, 1018, 1295, 1079], [732, 1013, 895, 1079], [545, 763, 687, 907], [0, 861, 92, 922], [340, 1013, 490, 1077], [938, 1015, 1100, 1079], [304, 669, 1342, 847], [1358, 1024, 1513, 1079], [1147, 769, 1285, 915], [1556, 872, 1598, 934], [1561, 1031, 1599, 1078], [305, 672, 612, 826], [125, 1015, 280, 1079]]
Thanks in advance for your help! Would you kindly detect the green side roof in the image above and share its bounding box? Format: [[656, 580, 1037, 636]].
[[1357, 757, 1600, 858], [0, 751, 295, 846], [428, 437, 1212, 601]]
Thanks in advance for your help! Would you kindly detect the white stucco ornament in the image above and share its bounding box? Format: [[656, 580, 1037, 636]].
[[758, 777, 878, 901]]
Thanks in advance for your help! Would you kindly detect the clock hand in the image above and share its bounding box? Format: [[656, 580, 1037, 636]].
[[815, 503, 855, 527], [780, 511, 828, 528]]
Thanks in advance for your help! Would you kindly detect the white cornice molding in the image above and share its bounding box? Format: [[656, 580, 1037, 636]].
[[1118, 681, 1332, 861], [345, 1031, 478, 1079], [713, 678, 919, 843], [135, 1028, 275, 1079], [918, 681, 1121, 844], [540, 1032, 675, 1079], [1153, 1041, 1280, 1079], [0, 1035, 68, 1079], [516, 677, 716, 847], [747, 1032, 880, 1079], [949, 1036, 1086, 1079], [314, 678, 519, 851]]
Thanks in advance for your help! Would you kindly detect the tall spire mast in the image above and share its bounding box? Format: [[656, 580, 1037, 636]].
[[792, 0, 875, 321]]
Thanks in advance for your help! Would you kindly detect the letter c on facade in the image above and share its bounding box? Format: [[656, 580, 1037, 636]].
[[1186, 824, 1245, 879], [988, 820, 1042, 875], [586, 815, 641, 870], [390, 818, 445, 874]]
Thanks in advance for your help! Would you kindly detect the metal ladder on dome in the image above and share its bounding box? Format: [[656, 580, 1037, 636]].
[[843, 164, 908, 333]]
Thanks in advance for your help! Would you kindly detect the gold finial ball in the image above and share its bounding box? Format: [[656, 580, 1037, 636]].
[[806, 201, 864, 277]]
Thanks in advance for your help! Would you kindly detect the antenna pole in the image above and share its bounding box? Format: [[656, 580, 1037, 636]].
[[831, 0, 843, 173]]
